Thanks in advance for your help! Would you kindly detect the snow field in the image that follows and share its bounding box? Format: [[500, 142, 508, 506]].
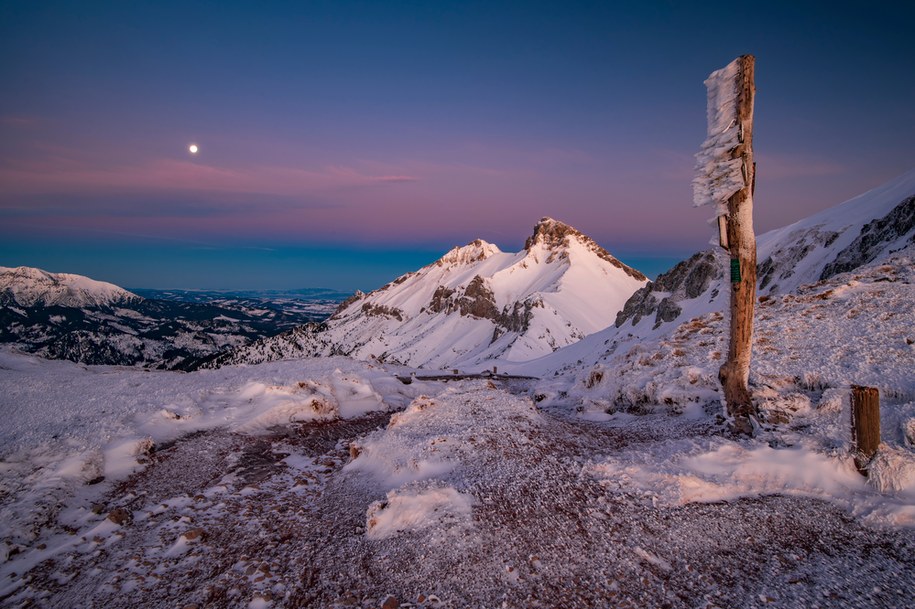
[[347, 386, 541, 541], [0, 352, 422, 594]]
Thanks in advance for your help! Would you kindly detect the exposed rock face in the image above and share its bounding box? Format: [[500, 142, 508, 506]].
[[820, 195, 915, 281], [615, 251, 721, 330], [757, 227, 840, 293], [360, 302, 405, 321], [332, 291, 366, 318], [426, 276, 534, 332]]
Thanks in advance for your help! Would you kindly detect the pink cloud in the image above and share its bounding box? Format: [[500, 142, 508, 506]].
[[0, 157, 420, 198]]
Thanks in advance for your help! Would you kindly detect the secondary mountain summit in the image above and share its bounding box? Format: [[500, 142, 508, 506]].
[[211, 218, 648, 369]]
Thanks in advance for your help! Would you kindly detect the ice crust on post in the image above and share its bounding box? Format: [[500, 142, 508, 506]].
[[693, 58, 744, 216]]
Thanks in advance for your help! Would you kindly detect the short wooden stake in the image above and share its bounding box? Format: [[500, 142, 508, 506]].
[[851, 385, 880, 475]]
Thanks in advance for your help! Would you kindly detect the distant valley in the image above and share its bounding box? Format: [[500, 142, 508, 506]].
[[0, 269, 350, 370]]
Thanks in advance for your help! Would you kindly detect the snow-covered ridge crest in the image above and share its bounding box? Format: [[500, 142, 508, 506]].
[[608, 168, 915, 342], [524, 217, 647, 281], [435, 239, 501, 267], [0, 266, 141, 308], [208, 218, 649, 369]]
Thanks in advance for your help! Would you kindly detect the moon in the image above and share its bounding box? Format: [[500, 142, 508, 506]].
[[188, 144, 199, 154]]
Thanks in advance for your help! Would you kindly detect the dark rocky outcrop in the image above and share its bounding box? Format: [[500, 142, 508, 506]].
[[360, 302, 405, 322], [820, 195, 915, 281], [757, 227, 840, 292], [331, 290, 366, 318], [426, 275, 541, 336], [615, 250, 720, 330], [457, 276, 500, 320]]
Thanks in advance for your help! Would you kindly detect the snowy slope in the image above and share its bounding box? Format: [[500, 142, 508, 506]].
[[612, 168, 915, 339], [758, 169, 915, 293], [540, 244, 915, 411], [210, 218, 648, 369], [0, 266, 141, 308]]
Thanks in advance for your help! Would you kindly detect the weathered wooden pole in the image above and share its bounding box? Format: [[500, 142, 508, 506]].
[[851, 385, 880, 475], [694, 55, 758, 434], [720, 55, 757, 431]]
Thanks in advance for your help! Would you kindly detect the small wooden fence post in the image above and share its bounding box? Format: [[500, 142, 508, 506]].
[[851, 385, 880, 475]]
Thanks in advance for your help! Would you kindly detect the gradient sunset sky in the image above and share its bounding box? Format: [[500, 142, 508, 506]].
[[2, 1, 913, 291]]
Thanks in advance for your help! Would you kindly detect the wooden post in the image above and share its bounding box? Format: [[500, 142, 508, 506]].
[[717, 55, 758, 434], [851, 385, 880, 475]]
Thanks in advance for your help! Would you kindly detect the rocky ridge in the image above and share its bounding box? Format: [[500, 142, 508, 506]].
[[205, 218, 648, 369], [613, 169, 915, 337]]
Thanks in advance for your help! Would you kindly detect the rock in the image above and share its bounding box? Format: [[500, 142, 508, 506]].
[[616, 250, 719, 329], [107, 507, 132, 526], [134, 437, 156, 456], [181, 528, 206, 542], [381, 595, 400, 609], [821, 195, 914, 281]]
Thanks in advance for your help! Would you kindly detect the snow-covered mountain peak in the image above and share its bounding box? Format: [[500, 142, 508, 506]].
[[435, 239, 501, 268], [523, 217, 581, 250], [0, 266, 141, 308], [211, 219, 650, 369], [523, 217, 647, 281]]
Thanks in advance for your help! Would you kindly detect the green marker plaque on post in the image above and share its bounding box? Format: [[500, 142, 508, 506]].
[[730, 258, 741, 283]]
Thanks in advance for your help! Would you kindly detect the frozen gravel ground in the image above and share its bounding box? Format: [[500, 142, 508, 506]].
[[4, 381, 913, 609]]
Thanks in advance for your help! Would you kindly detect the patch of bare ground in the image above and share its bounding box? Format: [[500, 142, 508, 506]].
[[7, 397, 915, 609]]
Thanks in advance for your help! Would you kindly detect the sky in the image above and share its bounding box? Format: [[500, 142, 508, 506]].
[[1, 0, 913, 291]]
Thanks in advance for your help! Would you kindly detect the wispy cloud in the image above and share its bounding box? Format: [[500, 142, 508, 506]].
[[0, 115, 41, 128], [0, 156, 421, 199]]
